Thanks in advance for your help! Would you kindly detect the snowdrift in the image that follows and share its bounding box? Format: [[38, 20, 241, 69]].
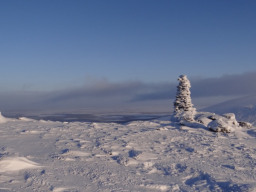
[[0, 157, 40, 173], [0, 112, 11, 123], [0, 115, 255, 191]]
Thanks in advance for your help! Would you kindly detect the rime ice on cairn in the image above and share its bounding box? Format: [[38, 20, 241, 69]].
[[173, 75, 196, 123], [172, 75, 253, 132]]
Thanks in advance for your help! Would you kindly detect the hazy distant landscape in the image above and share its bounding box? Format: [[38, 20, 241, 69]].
[[14, 113, 169, 123]]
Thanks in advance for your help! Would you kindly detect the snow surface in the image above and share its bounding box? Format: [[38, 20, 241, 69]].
[[0, 113, 256, 191]]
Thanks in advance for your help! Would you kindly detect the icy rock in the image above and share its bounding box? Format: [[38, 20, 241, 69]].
[[208, 115, 240, 133], [223, 113, 239, 126], [238, 121, 252, 128], [208, 115, 218, 120], [208, 118, 232, 133], [223, 113, 236, 120], [196, 116, 212, 126]]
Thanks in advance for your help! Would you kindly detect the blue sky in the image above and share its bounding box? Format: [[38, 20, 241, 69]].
[[1, 0, 256, 92], [1, 1, 256, 114]]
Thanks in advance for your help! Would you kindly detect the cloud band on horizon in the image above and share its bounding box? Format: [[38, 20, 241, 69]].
[[0, 71, 256, 114]]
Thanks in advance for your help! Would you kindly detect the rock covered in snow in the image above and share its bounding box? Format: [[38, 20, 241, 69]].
[[207, 113, 240, 133], [238, 121, 252, 128], [175, 111, 196, 124], [173, 75, 196, 122], [223, 113, 239, 125], [174, 75, 195, 113], [223, 113, 240, 128], [195, 112, 217, 127], [208, 118, 232, 133], [193, 112, 253, 133], [172, 75, 253, 133]]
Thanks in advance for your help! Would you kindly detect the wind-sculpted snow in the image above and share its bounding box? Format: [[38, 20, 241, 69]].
[[0, 115, 256, 191]]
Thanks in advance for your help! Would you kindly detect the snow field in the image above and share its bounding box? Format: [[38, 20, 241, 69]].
[[0, 115, 256, 191]]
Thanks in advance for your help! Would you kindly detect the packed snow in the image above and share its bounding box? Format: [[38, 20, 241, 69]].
[[0, 112, 256, 192]]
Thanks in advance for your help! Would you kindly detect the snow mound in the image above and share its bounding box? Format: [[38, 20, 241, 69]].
[[196, 113, 213, 126], [52, 187, 70, 192], [179, 112, 252, 133], [0, 112, 9, 123], [208, 118, 235, 133], [205, 113, 240, 133], [18, 117, 35, 122], [223, 113, 239, 125], [174, 111, 252, 133], [0, 157, 40, 173]]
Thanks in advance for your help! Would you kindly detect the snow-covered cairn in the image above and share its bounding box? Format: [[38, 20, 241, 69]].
[[173, 75, 196, 122], [172, 75, 253, 132]]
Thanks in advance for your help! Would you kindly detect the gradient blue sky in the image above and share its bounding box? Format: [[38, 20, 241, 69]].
[[1, 0, 256, 92]]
